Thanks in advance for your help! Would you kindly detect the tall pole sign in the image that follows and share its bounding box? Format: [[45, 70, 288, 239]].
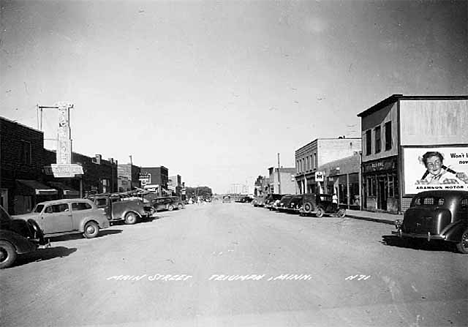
[[42, 102, 84, 178], [57, 102, 73, 165]]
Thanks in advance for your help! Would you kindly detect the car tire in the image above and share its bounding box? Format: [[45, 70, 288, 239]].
[[336, 209, 346, 218], [124, 212, 138, 225], [83, 221, 99, 238], [27, 219, 45, 244], [456, 229, 468, 254], [168, 205, 174, 211], [0, 241, 17, 269], [315, 207, 325, 218], [177, 203, 183, 210], [303, 202, 313, 214]]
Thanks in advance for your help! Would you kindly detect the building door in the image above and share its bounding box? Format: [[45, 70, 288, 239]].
[[0, 189, 8, 209], [378, 176, 387, 211]]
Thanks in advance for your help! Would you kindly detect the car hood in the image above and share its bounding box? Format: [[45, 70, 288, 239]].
[[12, 212, 40, 220]]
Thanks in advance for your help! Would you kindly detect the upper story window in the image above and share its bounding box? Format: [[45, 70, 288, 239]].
[[313, 153, 317, 169], [375, 126, 381, 153], [385, 121, 392, 151], [365, 130, 372, 155], [21, 140, 32, 164]]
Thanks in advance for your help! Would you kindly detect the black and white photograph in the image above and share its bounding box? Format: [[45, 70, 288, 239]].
[[1, 0, 467, 326]]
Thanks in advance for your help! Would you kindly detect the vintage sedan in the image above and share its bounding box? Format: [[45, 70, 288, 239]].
[[1, 205, 47, 269], [394, 190, 468, 254], [13, 199, 109, 239], [299, 193, 346, 218]]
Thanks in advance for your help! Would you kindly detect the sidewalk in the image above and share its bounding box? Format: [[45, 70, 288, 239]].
[[345, 209, 403, 225]]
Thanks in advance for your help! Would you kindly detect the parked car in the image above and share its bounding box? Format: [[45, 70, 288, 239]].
[[236, 196, 254, 203], [149, 196, 185, 212], [1, 205, 47, 269], [276, 195, 295, 212], [87, 193, 153, 224], [13, 199, 109, 239], [285, 195, 304, 213], [394, 190, 468, 254], [299, 193, 346, 218], [252, 196, 266, 207], [264, 194, 284, 210], [222, 195, 231, 203]]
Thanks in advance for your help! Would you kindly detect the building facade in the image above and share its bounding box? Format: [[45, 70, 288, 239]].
[[140, 166, 169, 195], [358, 94, 468, 213], [295, 138, 361, 195], [0, 117, 57, 214], [117, 163, 142, 192], [43, 150, 118, 197], [268, 167, 296, 194]]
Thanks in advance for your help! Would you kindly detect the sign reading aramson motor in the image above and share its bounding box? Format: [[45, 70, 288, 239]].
[[363, 157, 397, 174]]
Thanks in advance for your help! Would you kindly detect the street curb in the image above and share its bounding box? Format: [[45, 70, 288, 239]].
[[346, 214, 396, 225]]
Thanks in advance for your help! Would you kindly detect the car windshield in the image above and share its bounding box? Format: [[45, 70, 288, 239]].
[[33, 204, 44, 213], [0, 205, 12, 223]]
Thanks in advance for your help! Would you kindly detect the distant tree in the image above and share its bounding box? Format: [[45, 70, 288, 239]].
[[185, 186, 213, 199]]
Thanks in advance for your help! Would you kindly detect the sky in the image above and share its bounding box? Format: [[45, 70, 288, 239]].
[[1, 0, 467, 193]]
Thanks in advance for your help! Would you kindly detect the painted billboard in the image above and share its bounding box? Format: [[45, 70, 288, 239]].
[[403, 146, 468, 195]]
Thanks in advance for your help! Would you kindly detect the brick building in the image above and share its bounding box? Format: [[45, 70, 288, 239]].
[[43, 150, 118, 197], [140, 166, 169, 195], [117, 163, 142, 192], [0, 117, 57, 214]]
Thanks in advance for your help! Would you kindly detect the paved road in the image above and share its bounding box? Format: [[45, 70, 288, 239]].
[[1, 203, 466, 327]]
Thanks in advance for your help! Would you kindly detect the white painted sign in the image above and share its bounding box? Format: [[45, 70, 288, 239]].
[[315, 171, 324, 182]]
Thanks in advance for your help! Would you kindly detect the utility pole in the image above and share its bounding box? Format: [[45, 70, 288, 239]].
[[277, 153, 282, 194]]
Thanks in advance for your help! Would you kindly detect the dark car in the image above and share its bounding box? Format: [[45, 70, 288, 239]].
[[394, 190, 468, 254], [149, 196, 185, 212], [236, 196, 254, 203], [87, 193, 153, 224], [1, 205, 47, 269], [299, 193, 346, 218], [276, 195, 295, 212], [264, 194, 284, 210], [284, 195, 304, 213]]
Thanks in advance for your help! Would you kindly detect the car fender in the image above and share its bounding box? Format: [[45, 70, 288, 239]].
[[0, 230, 37, 254], [442, 220, 468, 242], [78, 216, 107, 232]]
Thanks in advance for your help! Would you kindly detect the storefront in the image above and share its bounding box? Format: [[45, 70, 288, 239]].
[[14, 179, 58, 214], [362, 156, 399, 213]]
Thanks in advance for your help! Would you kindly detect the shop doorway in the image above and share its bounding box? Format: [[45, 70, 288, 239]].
[[378, 177, 387, 211]]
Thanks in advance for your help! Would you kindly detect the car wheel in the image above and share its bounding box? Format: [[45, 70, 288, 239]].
[[336, 209, 346, 218], [168, 205, 174, 211], [303, 202, 313, 214], [124, 212, 138, 225], [456, 229, 468, 254], [27, 219, 45, 244], [0, 241, 17, 269], [177, 203, 183, 210], [315, 207, 325, 218], [83, 221, 99, 238]]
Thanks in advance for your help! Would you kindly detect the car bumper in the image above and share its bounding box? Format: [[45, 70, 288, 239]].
[[392, 229, 447, 242]]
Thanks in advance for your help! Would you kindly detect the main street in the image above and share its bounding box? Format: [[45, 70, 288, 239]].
[[1, 202, 466, 327]]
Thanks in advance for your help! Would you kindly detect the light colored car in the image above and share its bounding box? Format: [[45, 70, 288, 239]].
[[13, 199, 109, 239]]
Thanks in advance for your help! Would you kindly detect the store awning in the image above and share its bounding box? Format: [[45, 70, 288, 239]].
[[48, 182, 80, 197], [16, 179, 58, 195]]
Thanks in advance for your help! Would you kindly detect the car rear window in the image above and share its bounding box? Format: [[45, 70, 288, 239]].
[[413, 196, 445, 206]]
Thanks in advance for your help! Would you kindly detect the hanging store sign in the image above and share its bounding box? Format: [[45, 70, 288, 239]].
[[44, 164, 84, 178], [315, 171, 324, 182], [363, 157, 397, 173]]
